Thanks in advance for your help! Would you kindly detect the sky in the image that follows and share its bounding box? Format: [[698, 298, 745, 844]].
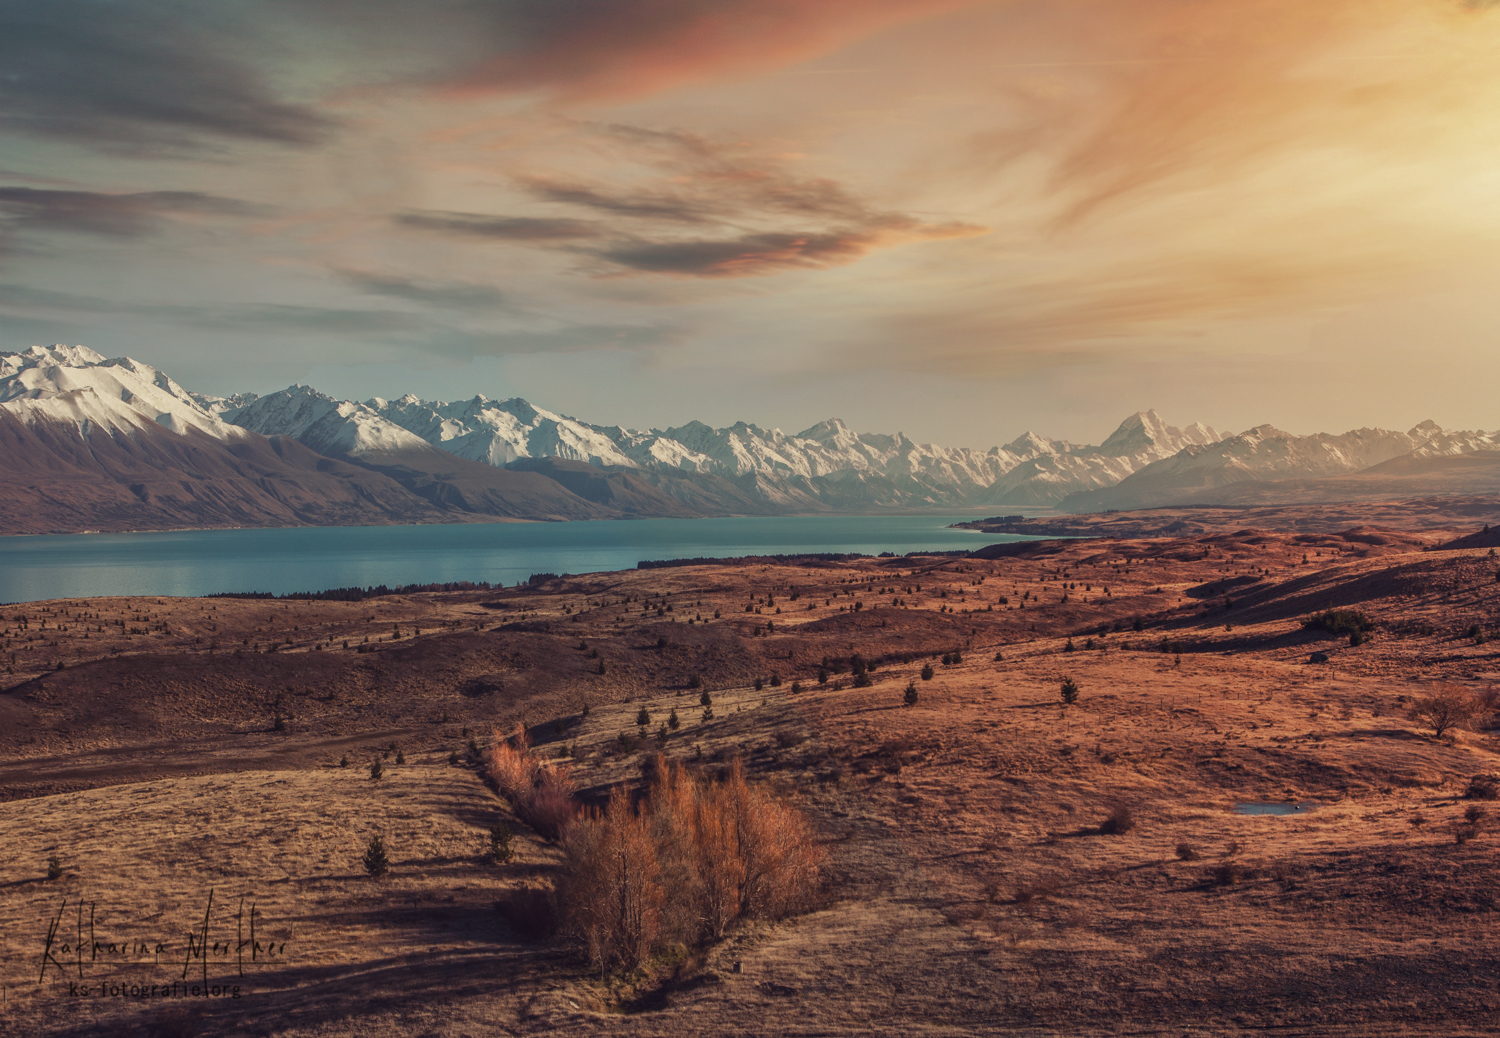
[[4, 0, 1500, 448]]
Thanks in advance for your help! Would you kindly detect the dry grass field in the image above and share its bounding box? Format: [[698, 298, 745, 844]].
[[3, 517, 1500, 1036]]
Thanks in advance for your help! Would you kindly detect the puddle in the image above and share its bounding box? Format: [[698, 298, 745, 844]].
[[1233, 801, 1321, 816]]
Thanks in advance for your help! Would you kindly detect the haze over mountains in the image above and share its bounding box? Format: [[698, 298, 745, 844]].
[[2, 344, 1497, 535]]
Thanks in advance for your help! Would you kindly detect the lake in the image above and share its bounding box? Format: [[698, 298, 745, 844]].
[[0, 515, 1039, 603]]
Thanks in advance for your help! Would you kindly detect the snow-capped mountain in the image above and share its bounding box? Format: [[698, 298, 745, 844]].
[[9, 343, 1495, 534], [217, 385, 433, 459], [980, 412, 1225, 505], [342, 390, 1224, 507], [1, 344, 242, 441], [1061, 421, 1500, 511], [365, 394, 638, 468]]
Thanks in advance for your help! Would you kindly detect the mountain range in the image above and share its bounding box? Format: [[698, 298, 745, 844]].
[[1, 343, 1496, 535]]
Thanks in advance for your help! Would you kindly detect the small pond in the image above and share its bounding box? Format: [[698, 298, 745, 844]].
[[1233, 802, 1322, 816]]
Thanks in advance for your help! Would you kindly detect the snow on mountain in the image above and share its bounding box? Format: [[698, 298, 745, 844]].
[[1061, 420, 1500, 511], [191, 390, 261, 415], [364, 394, 638, 468], [0, 344, 242, 441], [0, 346, 1247, 510], [318, 392, 1230, 507], [1096, 410, 1223, 458], [222, 385, 433, 459], [981, 410, 1226, 505]]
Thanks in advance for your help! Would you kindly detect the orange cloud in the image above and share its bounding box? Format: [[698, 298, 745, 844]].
[[596, 218, 985, 277], [447, 0, 985, 103]]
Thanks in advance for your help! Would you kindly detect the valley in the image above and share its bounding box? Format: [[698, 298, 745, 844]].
[[2, 518, 1499, 1035]]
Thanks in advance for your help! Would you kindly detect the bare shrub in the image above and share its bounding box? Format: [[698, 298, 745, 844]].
[[1211, 862, 1243, 886], [482, 729, 578, 840], [1098, 804, 1135, 835], [485, 733, 539, 797], [1407, 683, 1482, 738], [1463, 774, 1500, 801], [1175, 842, 1199, 861], [524, 774, 578, 840], [555, 755, 823, 973], [557, 786, 665, 973]]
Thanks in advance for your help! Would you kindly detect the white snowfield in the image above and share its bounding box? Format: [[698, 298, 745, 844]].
[[0, 344, 245, 441], [1126, 422, 1500, 489], [9, 344, 1497, 509], [228, 378, 1234, 504], [218, 384, 434, 460]]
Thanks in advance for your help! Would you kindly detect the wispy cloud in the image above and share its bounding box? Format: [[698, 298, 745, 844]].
[[0, 2, 335, 151], [0, 187, 270, 237], [395, 211, 601, 242], [445, 0, 981, 102], [400, 126, 987, 277], [340, 271, 510, 309]]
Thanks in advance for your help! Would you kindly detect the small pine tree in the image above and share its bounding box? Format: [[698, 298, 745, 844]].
[[702, 705, 715, 723], [791, 680, 803, 694], [668, 708, 680, 730], [47, 856, 63, 881], [488, 822, 514, 864], [1060, 676, 1080, 705], [273, 712, 286, 731], [754, 677, 764, 691], [339, 754, 348, 768], [448, 751, 459, 766], [903, 682, 919, 707], [636, 706, 650, 728], [597, 659, 607, 675], [1064, 638, 1075, 653], [370, 759, 384, 781], [700, 689, 712, 707], [395, 748, 405, 765], [921, 664, 935, 681], [770, 673, 782, 687], [362, 835, 389, 877], [817, 668, 828, 685], [656, 724, 669, 745], [690, 673, 703, 689]]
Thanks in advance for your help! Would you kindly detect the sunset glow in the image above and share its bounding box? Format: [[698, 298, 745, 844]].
[[5, 0, 1499, 441]]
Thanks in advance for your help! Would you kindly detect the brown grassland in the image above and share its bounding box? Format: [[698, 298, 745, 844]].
[[2, 512, 1500, 1036]]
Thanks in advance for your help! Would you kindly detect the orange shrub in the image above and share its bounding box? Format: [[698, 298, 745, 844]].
[[557, 786, 665, 973], [556, 754, 823, 971], [482, 728, 578, 840]]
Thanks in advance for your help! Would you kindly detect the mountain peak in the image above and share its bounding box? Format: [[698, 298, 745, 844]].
[[795, 418, 854, 444], [1005, 431, 1057, 456], [1097, 410, 1171, 456], [22, 344, 108, 368]]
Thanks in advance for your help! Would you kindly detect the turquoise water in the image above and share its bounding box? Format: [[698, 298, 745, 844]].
[[1234, 802, 1321, 816], [0, 516, 1034, 603]]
